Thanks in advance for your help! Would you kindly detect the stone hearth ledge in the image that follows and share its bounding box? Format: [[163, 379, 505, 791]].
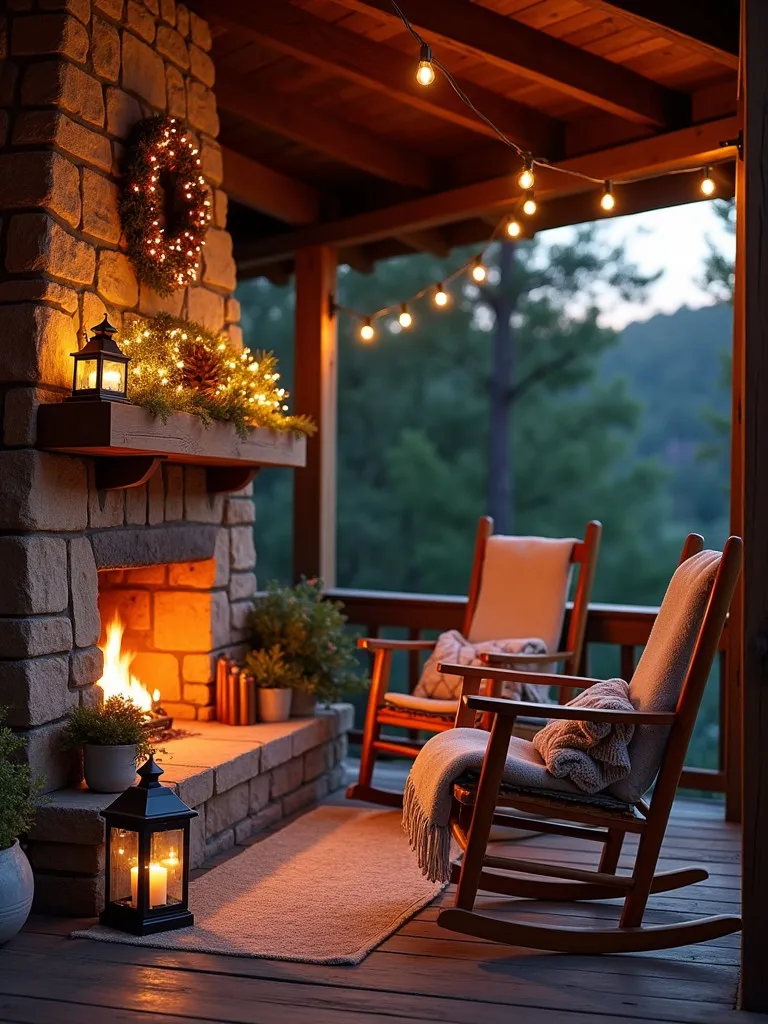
[[27, 704, 354, 916]]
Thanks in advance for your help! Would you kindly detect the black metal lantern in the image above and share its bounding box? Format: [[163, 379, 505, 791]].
[[69, 315, 130, 402], [100, 756, 197, 936]]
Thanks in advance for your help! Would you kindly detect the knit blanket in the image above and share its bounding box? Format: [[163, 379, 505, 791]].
[[532, 679, 635, 794]]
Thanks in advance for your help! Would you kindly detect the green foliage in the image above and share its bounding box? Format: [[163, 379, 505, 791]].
[[243, 643, 299, 690], [0, 709, 42, 851], [246, 580, 365, 702], [122, 313, 316, 439], [62, 697, 154, 761]]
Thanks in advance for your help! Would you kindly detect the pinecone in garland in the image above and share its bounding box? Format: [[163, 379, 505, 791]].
[[182, 343, 220, 397]]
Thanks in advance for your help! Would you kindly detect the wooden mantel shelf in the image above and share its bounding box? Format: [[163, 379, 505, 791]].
[[37, 402, 307, 493]]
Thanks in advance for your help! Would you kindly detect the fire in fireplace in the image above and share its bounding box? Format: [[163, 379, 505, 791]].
[[99, 615, 160, 714]]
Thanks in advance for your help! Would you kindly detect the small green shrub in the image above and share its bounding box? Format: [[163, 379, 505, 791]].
[[62, 697, 154, 761], [0, 709, 43, 851], [246, 579, 365, 703]]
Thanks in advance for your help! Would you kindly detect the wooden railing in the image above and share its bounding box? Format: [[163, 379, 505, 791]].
[[326, 588, 730, 795]]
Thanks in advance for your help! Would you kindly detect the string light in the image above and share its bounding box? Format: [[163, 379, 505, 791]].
[[522, 190, 537, 216], [471, 255, 487, 282], [416, 42, 435, 86], [506, 217, 522, 238], [517, 156, 535, 191], [398, 303, 413, 328], [700, 167, 716, 196], [360, 318, 375, 342], [433, 283, 449, 307], [600, 180, 615, 212]]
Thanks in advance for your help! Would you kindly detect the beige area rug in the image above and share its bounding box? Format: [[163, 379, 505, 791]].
[[72, 805, 445, 965]]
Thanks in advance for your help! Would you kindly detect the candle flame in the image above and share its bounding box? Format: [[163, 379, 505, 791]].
[[99, 615, 160, 713]]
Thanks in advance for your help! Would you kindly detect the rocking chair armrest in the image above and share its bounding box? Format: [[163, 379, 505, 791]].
[[437, 662, 602, 689], [358, 637, 436, 652], [480, 651, 573, 666], [464, 693, 676, 726]]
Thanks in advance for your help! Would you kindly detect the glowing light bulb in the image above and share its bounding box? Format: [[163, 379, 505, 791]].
[[700, 167, 716, 196], [416, 43, 435, 86], [518, 157, 535, 191], [522, 191, 537, 216], [600, 180, 615, 212], [398, 304, 413, 329], [506, 217, 522, 238], [360, 318, 375, 342], [434, 283, 449, 307], [471, 256, 487, 283]]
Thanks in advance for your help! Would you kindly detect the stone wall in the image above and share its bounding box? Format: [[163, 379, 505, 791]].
[[0, 0, 253, 792]]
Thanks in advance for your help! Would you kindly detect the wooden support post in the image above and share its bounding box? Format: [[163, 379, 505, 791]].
[[292, 246, 338, 586], [726, 149, 744, 825], [740, 0, 768, 1011]]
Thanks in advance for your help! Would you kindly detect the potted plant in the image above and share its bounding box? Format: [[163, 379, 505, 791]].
[[62, 697, 154, 793], [246, 578, 365, 718], [0, 710, 41, 944], [244, 644, 295, 723]]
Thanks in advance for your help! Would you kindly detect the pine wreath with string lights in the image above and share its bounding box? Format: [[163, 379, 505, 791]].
[[120, 115, 212, 296]]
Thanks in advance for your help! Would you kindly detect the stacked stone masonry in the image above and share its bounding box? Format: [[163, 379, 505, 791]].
[[28, 707, 354, 916], [0, 0, 248, 794]]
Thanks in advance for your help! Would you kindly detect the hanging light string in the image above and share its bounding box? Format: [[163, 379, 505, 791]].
[[329, 2, 731, 341]]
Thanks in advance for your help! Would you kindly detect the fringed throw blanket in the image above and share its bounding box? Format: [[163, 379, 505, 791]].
[[532, 678, 635, 794]]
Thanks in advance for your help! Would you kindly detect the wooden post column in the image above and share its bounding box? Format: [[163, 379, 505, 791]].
[[292, 246, 338, 586], [740, 0, 768, 1011]]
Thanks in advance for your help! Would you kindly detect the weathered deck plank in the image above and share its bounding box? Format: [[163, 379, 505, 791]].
[[0, 791, 747, 1024]]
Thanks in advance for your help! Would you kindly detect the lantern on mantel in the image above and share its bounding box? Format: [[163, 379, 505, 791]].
[[69, 316, 130, 402], [100, 756, 197, 936]]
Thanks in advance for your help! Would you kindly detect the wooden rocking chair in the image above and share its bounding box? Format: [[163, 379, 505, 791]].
[[435, 533, 742, 953], [347, 517, 602, 808]]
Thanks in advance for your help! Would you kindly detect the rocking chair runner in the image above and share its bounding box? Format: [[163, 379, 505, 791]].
[[348, 517, 602, 808], [435, 533, 742, 953]]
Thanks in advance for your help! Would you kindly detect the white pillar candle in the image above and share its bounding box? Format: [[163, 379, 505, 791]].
[[130, 863, 168, 908]]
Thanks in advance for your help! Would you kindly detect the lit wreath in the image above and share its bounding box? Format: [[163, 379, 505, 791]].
[[120, 115, 212, 296]]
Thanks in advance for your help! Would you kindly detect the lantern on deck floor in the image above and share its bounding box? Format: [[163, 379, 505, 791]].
[[100, 756, 197, 936], [69, 316, 130, 402]]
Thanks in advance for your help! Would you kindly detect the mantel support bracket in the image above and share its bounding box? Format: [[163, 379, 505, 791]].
[[206, 466, 260, 494], [94, 455, 165, 491]]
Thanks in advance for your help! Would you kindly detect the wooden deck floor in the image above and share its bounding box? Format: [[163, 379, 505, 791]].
[[0, 764, 751, 1024]]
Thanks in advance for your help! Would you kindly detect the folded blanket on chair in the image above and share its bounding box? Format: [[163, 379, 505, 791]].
[[532, 678, 635, 794]]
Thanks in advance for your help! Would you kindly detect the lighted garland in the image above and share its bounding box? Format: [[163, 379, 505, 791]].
[[120, 116, 211, 296], [121, 313, 316, 440]]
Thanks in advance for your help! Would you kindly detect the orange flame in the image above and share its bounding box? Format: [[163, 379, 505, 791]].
[[99, 615, 160, 714]]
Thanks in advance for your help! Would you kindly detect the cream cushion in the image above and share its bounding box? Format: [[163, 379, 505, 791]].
[[468, 535, 576, 651]]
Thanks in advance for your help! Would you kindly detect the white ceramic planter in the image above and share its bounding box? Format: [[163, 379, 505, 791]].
[[0, 841, 33, 944], [83, 743, 138, 793], [291, 689, 317, 718], [258, 688, 293, 723]]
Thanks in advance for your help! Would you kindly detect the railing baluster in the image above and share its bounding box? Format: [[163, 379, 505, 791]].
[[620, 644, 636, 681]]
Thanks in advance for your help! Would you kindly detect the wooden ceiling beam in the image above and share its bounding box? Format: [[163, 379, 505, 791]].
[[197, 0, 561, 156], [572, 0, 739, 70], [394, 228, 451, 257], [216, 71, 433, 191], [221, 146, 321, 224], [327, 0, 685, 128], [234, 115, 738, 270]]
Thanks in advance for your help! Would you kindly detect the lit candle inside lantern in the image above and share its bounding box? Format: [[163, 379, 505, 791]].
[[103, 367, 123, 391], [130, 862, 168, 908]]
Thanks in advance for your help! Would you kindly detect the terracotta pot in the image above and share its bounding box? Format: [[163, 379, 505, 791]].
[[258, 688, 293, 723], [83, 743, 138, 793], [0, 840, 34, 944], [291, 690, 317, 718]]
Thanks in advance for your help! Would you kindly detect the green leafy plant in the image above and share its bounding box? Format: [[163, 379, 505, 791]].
[[61, 697, 154, 761], [245, 579, 365, 703], [0, 709, 43, 851]]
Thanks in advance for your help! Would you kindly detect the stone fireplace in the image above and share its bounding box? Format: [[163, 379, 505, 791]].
[[0, 0, 352, 915]]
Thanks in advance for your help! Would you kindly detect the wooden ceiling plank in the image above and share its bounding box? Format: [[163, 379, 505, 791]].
[[571, 0, 739, 70], [221, 146, 322, 224], [234, 114, 738, 268], [325, 0, 685, 127], [196, 0, 562, 155], [215, 70, 433, 190], [394, 228, 451, 257]]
